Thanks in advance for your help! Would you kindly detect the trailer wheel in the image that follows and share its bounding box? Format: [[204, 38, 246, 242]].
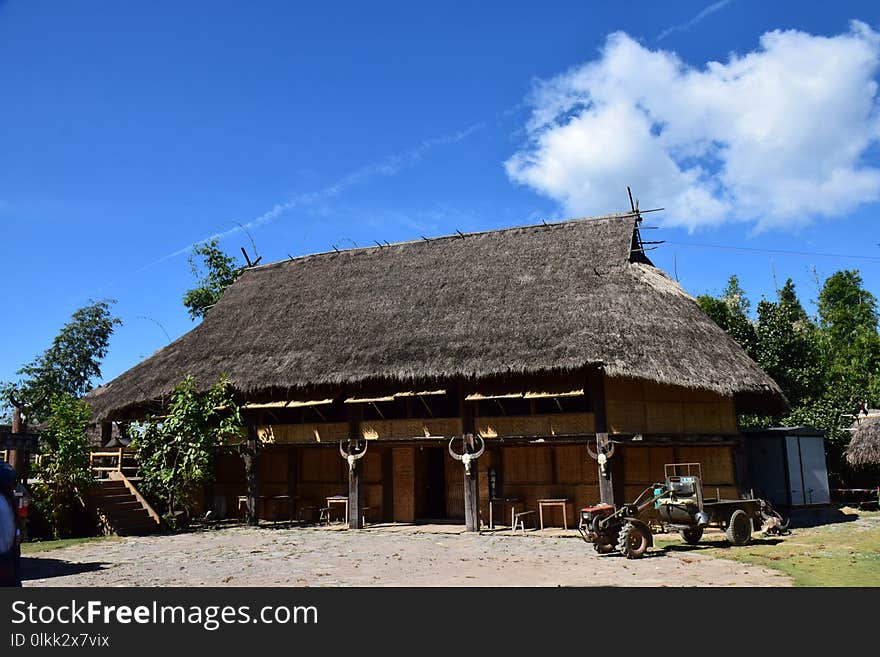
[[680, 527, 703, 545], [726, 509, 752, 546], [617, 522, 649, 559]]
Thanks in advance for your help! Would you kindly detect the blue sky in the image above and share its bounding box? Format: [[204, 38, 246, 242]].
[[3, 1, 880, 387]]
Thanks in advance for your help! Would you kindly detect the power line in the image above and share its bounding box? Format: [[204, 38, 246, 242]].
[[665, 241, 880, 263]]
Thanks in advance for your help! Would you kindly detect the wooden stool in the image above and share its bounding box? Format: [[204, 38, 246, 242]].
[[513, 510, 535, 533]]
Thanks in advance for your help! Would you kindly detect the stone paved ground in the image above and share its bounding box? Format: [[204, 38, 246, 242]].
[[22, 523, 792, 587]]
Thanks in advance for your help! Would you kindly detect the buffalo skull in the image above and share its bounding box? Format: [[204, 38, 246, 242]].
[[339, 438, 368, 473], [586, 432, 616, 476], [448, 434, 485, 477]]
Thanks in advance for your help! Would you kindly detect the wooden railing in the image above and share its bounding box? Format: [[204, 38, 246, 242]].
[[0, 449, 7, 463], [90, 448, 138, 479]]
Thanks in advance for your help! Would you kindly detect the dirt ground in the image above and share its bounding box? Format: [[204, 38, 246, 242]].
[[21, 523, 792, 587]]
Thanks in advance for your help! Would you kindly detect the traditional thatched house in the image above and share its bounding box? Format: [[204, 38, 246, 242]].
[[87, 213, 787, 529], [847, 415, 880, 467]]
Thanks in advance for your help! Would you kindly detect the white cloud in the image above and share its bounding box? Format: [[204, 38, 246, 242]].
[[505, 22, 880, 231]]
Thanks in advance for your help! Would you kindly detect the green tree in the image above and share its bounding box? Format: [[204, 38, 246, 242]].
[[131, 375, 242, 526], [697, 274, 758, 359], [2, 300, 120, 422], [30, 394, 94, 538], [817, 270, 880, 402], [182, 238, 244, 320], [754, 279, 823, 407]]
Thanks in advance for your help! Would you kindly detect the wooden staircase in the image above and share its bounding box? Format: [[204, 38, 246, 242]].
[[87, 449, 161, 536]]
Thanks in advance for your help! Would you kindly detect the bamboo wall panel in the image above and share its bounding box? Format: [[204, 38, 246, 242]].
[[478, 413, 595, 439], [554, 445, 596, 484], [445, 450, 465, 519], [259, 447, 288, 483], [361, 418, 462, 440], [476, 450, 500, 524], [649, 446, 676, 482], [645, 402, 685, 434], [574, 484, 601, 508], [362, 450, 383, 483], [605, 377, 737, 435], [502, 446, 553, 484], [259, 423, 349, 444], [364, 484, 383, 522], [607, 401, 647, 434], [676, 446, 735, 485], [392, 447, 415, 522], [623, 446, 651, 484], [550, 413, 595, 435], [301, 447, 343, 483]]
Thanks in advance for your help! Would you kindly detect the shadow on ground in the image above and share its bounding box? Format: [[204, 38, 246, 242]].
[[21, 557, 108, 582], [787, 507, 860, 528], [660, 537, 784, 553]]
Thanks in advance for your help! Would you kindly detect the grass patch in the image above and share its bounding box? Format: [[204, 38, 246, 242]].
[[20, 536, 120, 555], [654, 511, 880, 586]]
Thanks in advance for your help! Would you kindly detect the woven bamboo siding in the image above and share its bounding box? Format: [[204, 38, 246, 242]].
[[503, 446, 553, 484], [554, 445, 597, 484], [258, 423, 349, 444], [478, 413, 594, 438], [477, 450, 499, 525], [369, 418, 462, 440], [258, 447, 289, 497], [605, 377, 737, 435], [622, 444, 737, 503], [550, 413, 595, 435], [445, 450, 465, 519], [392, 447, 415, 522], [676, 446, 736, 486], [300, 447, 343, 483], [606, 401, 647, 434], [362, 451, 383, 483]]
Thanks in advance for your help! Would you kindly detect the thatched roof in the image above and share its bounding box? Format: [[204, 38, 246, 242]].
[[847, 415, 880, 466], [87, 213, 787, 421]]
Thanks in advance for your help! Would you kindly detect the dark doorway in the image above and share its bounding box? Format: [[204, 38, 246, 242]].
[[415, 446, 447, 520]]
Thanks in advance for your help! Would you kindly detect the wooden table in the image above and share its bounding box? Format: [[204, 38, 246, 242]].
[[263, 495, 296, 522], [537, 498, 571, 530], [326, 495, 348, 523], [237, 495, 296, 521], [488, 497, 522, 529]]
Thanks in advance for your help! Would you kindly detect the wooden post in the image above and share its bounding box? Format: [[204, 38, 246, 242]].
[[463, 433, 480, 532], [347, 452, 363, 529], [458, 382, 480, 532], [243, 421, 261, 526], [587, 367, 618, 506], [346, 406, 363, 529], [8, 405, 28, 484]]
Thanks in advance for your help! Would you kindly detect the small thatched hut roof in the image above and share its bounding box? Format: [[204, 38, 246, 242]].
[[847, 415, 880, 466], [87, 213, 787, 421]]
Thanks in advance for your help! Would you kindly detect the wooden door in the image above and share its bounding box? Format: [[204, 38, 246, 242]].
[[392, 447, 415, 522]]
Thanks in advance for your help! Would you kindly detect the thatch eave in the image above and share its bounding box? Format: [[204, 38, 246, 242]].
[[86, 213, 787, 422], [847, 416, 880, 466]]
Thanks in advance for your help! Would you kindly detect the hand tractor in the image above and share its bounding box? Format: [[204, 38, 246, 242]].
[[578, 463, 789, 558]]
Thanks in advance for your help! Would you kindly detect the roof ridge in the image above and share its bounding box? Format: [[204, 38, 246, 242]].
[[246, 211, 641, 272]]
